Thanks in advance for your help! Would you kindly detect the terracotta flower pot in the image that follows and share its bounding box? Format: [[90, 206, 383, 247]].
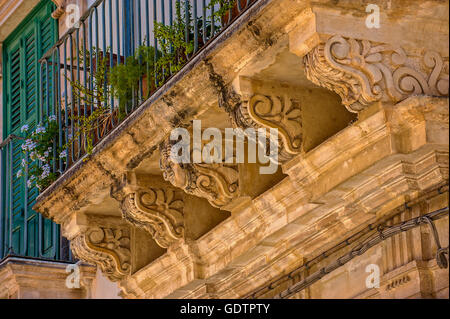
[[142, 73, 157, 99], [223, 0, 254, 26]]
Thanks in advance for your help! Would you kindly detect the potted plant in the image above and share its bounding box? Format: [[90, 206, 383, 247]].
[[211, 0, 254, 27]]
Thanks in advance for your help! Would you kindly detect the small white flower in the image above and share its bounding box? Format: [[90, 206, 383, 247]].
[[21, 125, 29, 133], [49, 115, 57, 122], [27, 180, 33, 188], [40, 164, 51, 180], [35, 126, 46, 134], [59, 150, 68, 158], [21, 159, 26, 167], [16, 169, 23, 178], [22, 139, 37, 152], [44, 151, 49, 158]]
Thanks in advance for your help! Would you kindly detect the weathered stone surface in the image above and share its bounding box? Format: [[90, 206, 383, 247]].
[[70, 223, 132, 282], [0, 257, 96, 299], [117, 97, 448, 298], [303, 35, 449, 113], [21, 0, 449, 299]]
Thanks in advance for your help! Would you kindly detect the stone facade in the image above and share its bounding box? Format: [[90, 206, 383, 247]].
[[1, 0, 449, 299], [0, 257, 95, 299], [0, 256, 123, 298]]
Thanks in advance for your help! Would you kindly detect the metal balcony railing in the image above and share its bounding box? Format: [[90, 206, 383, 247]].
[[37, 0, 256, 188]]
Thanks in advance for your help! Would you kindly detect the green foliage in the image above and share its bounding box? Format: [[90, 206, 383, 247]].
[[208, 0, 236, 25], [67, 48, 111, 156], [68, 45, 159, 156], [109, 45, 157, 109], [154, 1, 194, 78]]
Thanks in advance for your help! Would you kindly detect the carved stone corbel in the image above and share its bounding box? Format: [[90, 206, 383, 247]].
[[71, 226, 131, 282], [222, 78, 303, 163], [111, 173, 186, 249], [121, 188, 185, 249], [51, 0, 66, 19], [303, 35, 449, 113], [160, 140, 240, 209]]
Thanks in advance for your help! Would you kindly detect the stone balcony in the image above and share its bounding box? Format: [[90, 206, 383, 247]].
[[33, 0, 449, 298]]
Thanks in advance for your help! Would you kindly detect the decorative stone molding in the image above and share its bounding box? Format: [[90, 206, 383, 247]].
[[303, 35, 449, 113], [160, 140, 240, 209], [121, 188, 185, 249], [51, 0, 66, 19], [71, 227, 131, 282], [220, 77, 304, 163], [231, 93, 303, 163], [0, 257, 96, 299], [386, 275, 411, 291]]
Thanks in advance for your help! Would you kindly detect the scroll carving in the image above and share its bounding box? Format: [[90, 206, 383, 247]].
[[232, 93, 303, 162], [160, 141, 239, 209], [71, 227, 131, 282], [304, 35, 449, 113], [121, 188, 185, 248]]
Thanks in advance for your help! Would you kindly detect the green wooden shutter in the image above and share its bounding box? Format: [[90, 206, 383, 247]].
[[1, 0, 62, 260], [8, 44, 22, 132]]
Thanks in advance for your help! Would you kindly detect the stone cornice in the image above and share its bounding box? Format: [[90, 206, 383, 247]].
[[0, 0, 40, 42], [120, 238, 201, 298], [0, 257, 96, 299]]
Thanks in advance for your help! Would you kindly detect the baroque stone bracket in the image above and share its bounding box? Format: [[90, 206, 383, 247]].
[[247, 95, 302, 158], [71, 226, 131, 282], [113, 172, 186, 249], [160, 139, 240, 209], [303, 35, 449, 113], [121, 188, 185, 249], [221, 77, 304, 164]]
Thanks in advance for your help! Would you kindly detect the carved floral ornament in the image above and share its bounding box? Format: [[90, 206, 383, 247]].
[[159, 139, 240, 209], [71, 227, 131, 282], [303, 35, 449, 113], [121, 188, 185, 248]]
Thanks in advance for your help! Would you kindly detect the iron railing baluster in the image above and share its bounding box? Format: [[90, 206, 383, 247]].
[[109, 0, 115, 123]]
